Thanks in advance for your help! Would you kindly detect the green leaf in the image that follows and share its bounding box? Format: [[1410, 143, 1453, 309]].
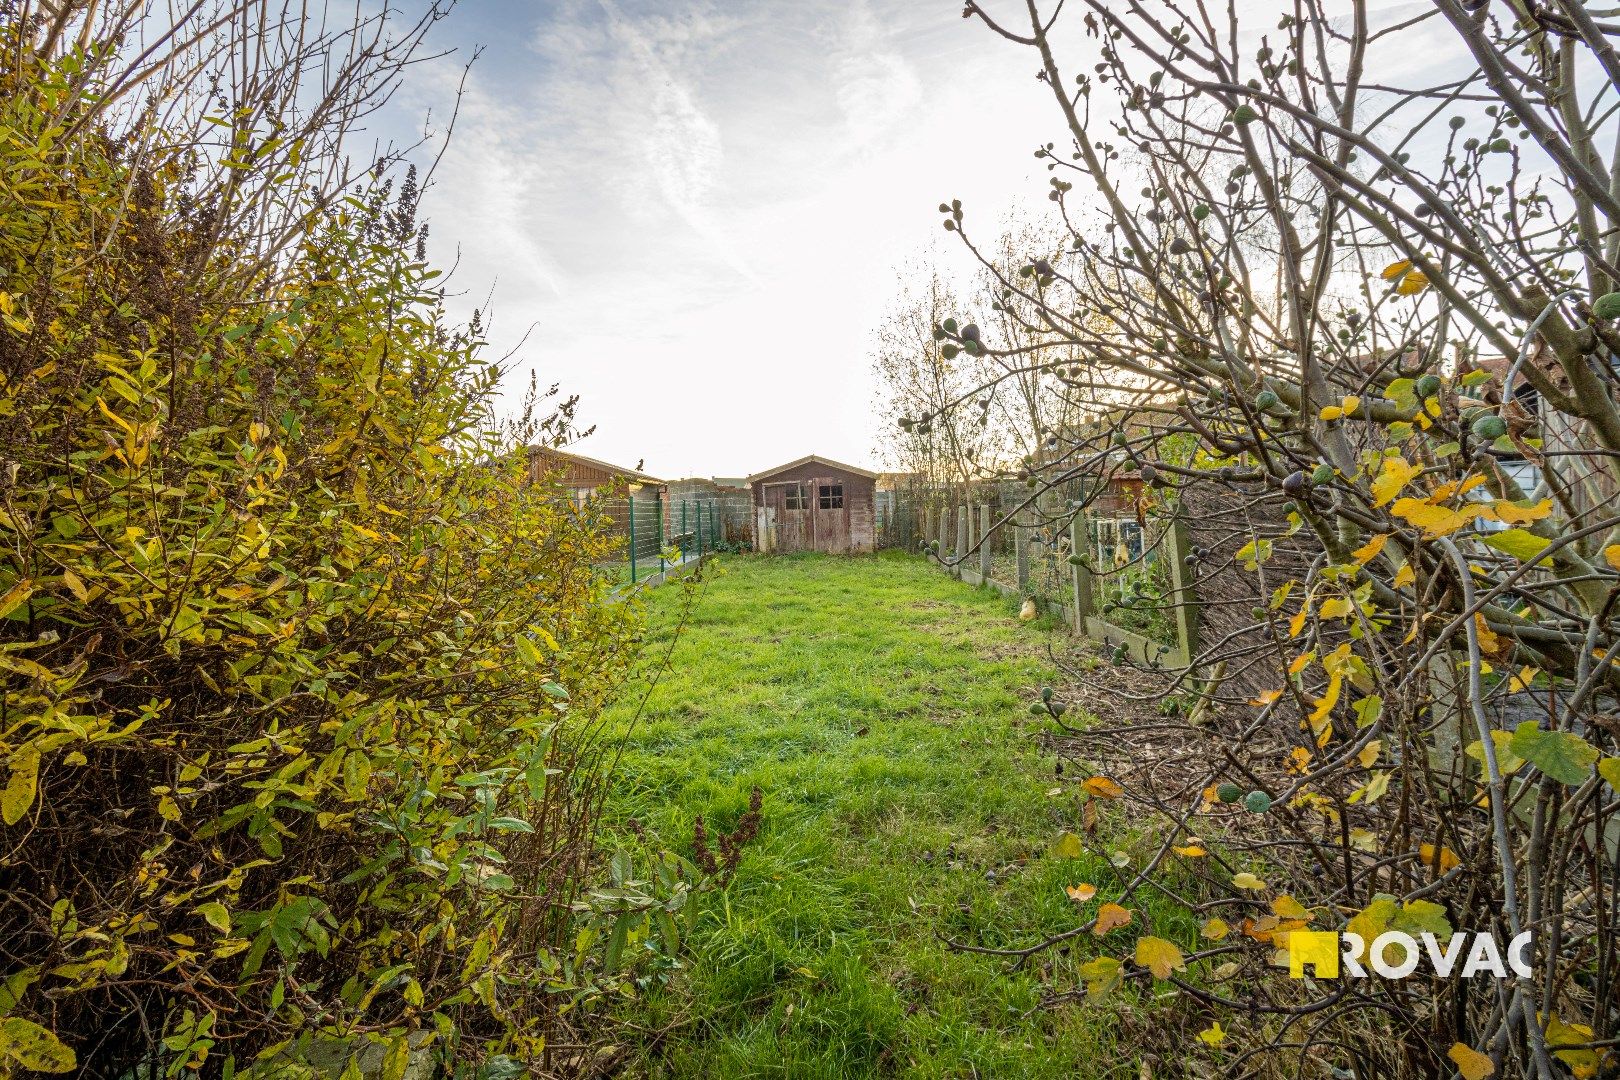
[[1479, 528, 1551, 563], [0, 1017, 77, 1072], [1050, 831, 1084, 859], [194, 902, 231, 934], [1509, 722, 1599, 785], [2, 745, 40, 826]]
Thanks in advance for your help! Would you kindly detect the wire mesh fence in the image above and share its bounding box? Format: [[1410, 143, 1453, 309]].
[[877, 481, 1191, 661], [593, 491, 755, 585]]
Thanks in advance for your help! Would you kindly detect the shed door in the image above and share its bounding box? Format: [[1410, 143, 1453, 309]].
[[764, 482, 809, 553], [810, 477, 850, 553]]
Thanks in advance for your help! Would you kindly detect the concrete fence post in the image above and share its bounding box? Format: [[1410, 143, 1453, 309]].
[[937, 504, 951, 557], [979, 504, 993, 580], [1163, 510, 1200, 664], [955, 506, 968, 575], [1069, 513, 1093, 629], [1015, 508, 1031, 593]]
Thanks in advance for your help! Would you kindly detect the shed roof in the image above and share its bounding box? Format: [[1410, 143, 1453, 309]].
[[746, 454, 879, 484], [529, 445, 665, 485]]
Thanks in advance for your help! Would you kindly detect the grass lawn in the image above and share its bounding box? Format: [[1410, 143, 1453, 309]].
[[602, 552, 1190, 1079]]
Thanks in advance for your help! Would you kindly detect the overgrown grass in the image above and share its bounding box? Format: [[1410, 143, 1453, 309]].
[[603, 552, 1187, 1078]]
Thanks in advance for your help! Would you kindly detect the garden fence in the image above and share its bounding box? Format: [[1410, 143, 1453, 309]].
[[879, 484, 1198, 668]]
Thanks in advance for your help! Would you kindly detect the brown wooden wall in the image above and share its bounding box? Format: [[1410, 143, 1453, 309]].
[[751, 462, 875, 554]]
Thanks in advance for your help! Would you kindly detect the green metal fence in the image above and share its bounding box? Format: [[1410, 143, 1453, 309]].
[[602, 494, 727, 585]]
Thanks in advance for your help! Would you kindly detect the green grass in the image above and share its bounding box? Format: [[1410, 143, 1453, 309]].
[[602, 552, 1188, 1079]]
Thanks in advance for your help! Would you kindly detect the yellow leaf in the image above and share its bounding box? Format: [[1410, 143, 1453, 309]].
[[1232, 872, 1266, 890], [1372, 457, 1420, 507], [0, 1017, 77, 1072], [1078, 956, 1121, 999], [1092, 902, 1133, 935], [1271, 894, 1309, 920], [59, 570, 88, 604], [1508, 666, 1540, 693], [1065, 883, 1096, 903], [1606, 545, 1620, 572], [1419, 843, 1462, 873], [1447, 1043, 1495, 1080], [1318, 597, 1352, 620], [2, 745, 40, 826], [1134, 939, 1185, 984], [1197, 1021, 1226, 1047], [1357, 741, 1382, 768], [1201, 917, 1230, 941], [1393, 563, 1415, 588], [1134, 936, 1186, 980], [1380, 259, 1413, 281], [1351, 533, 1389, 564], [1051, 831, 1084, 859], [1082, 776, 1124, 800], [1494, 498, 1553, 525], [1396, 269, 1430, 295], [1341, 395, 1361, 417], [1173, 844, 1207, 857], [0, 578, 34, 620], [1391, 498, 1478, 538], [1250, 689, 1282, 707], [1319, 405, 1343, 421]]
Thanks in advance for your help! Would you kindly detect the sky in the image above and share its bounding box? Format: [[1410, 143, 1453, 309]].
[[382, 0, 1061, 479]]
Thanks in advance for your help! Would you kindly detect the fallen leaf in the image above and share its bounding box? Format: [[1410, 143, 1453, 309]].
[[1447, 1043, 1494, 1080], [1197, 1021, 1226, 1048], [1232, 872, 1267, 891], [1134, 935, 1186, 980], [1092, 902, 1133, 936], [1201, 917, 1230, 941], [1271, 894, 1309, 920], [1083, 776, 1124, 799], [1066, 883, 1097, 903]]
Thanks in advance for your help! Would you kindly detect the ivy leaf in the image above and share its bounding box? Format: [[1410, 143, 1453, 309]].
[[1134, 936, 1186, 980], [1509, 722, 1599, 785]]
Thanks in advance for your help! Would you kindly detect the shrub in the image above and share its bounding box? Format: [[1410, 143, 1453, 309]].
[[0, 12, 643, 1076]]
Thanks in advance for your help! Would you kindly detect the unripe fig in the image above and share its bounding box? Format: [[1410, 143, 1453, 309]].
[[1416, 373, 1442, 397], [1216, 783, 1244, 803], [1243, 790, 1273, 814], [1311, 463, 1334, 486], [1472, 414, 1508, 440], [1281, 470, 1307, 496], [1255, 389, 1279, 411], [961, 323, 981, 342]]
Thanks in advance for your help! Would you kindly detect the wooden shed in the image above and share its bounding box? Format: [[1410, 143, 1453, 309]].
[[527, 446, 665, 505], [748, 454, 877, 554]]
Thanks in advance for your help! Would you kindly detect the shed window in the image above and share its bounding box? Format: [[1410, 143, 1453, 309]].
[[818, 484, 844, 510], [783, 484, 806, 510]]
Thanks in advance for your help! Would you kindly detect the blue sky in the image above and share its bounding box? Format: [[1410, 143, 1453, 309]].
[[385, 0, 1059, 478]]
